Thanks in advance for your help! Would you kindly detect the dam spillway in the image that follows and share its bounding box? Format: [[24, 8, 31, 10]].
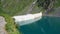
[[12, 12, 42, 26]]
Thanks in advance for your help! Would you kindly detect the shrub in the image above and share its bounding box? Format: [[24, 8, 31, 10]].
[[0, 13, 21, 34]]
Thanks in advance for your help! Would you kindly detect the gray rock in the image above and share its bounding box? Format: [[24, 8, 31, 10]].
[[0, 16, 7, 34]]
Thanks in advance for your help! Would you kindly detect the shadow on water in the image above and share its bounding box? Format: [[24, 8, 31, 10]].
[[18, 16, 60, 34]]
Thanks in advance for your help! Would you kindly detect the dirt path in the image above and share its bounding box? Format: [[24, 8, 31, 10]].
[[0, 16, 7, 34]]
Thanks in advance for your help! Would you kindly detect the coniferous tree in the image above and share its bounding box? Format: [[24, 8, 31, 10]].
[[37, 0, 54, 10]]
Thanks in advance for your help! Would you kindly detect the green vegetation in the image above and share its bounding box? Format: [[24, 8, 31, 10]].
[[1, 0, 35, 16], [0, 0, 60, 34], [37, 0, 60, 9], [0, 13, 21, 34], [54, 0, 60, 8], [0, 0, 21, 34], [37, 0, 51, 9], [1, 0, 35, 34]]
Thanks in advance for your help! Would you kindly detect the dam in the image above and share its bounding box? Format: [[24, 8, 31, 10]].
[[12, 12, 42, 26]]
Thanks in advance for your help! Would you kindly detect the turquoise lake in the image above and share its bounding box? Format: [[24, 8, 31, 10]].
[[18, 16, 60, 34]]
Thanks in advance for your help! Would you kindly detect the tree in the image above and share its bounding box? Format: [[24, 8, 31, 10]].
[[37, 0, 54, 10]]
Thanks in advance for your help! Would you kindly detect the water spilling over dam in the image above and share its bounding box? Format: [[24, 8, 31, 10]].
[[12, 12, 42, 26]]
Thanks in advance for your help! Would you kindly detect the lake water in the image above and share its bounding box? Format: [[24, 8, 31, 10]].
[[18, 16, 60, 34]]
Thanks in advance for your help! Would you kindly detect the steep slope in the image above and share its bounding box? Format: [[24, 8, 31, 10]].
[[1, 0, 35, 16]]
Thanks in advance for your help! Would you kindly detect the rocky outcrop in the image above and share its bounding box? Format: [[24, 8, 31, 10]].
[[0, 16, 7, 34], [43, 7, 60, 17]]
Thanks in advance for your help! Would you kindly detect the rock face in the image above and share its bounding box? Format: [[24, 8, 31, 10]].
[[43, 7, 60, 17], [0, 16, 7, 34]]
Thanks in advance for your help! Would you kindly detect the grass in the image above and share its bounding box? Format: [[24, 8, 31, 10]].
[[54, 0, 60, 8], [1, 0, 35, 16], [0, 13, 21, 34], [31, 4, 43, 14], [0, 4, 21, 34]]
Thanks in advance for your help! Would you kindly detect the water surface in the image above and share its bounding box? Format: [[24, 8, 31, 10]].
[[18, 16, 60, 34]]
